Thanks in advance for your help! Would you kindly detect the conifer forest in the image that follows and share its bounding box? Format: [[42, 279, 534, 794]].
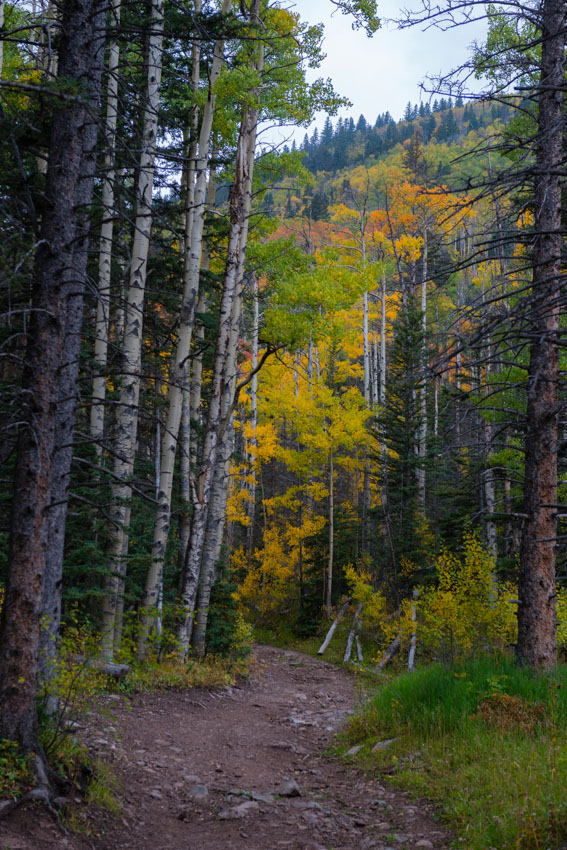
[[1, 0, 567, 847]]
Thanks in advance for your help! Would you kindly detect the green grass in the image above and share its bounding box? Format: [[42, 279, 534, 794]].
[[345, 657, 567, 850]]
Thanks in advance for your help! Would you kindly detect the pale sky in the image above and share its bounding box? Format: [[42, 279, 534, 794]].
[[266, 0, 488, 146]]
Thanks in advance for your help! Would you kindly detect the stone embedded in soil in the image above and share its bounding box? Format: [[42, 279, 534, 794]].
[[372, 738, 398, 752], [187, 784, 208, 802], [218, 801, 260, 820], [183, 773, 202, 784], [251, 791, 275, 803], [149, 789, 162, 800], [277, 778, 302, 797], [345, 745, 362, 757], [415, 841, 435, 848]]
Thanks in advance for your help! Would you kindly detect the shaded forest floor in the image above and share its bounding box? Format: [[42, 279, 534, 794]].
[[0, 646, 450, 850]]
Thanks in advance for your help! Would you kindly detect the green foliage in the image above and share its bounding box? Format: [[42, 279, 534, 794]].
[[0, 739, 34, 799], [416, 533, 517, 663], [206, 567, 253, 660]]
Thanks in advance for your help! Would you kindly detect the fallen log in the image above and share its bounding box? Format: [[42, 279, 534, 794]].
[[317, 598, 351, 655], [376, 634, 401, 671], [343, 603, 364, 663]]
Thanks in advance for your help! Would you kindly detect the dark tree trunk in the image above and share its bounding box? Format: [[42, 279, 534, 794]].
[[516, 0, 565, 669], [0, 0, 106, 750]]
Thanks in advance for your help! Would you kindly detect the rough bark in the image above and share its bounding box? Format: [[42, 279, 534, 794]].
[[0, 0, 105, 751], [516, 0, 565, 669]]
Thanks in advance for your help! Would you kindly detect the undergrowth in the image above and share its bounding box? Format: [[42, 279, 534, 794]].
[[346, 657, 567, 850]]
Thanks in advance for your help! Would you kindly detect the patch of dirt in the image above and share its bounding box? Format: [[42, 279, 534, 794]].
[[0, 646, 450, 850]]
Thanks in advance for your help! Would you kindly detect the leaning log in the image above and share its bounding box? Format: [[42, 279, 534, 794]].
[[317, 598, 351, 655], [343, 603, 364, 663], [376, 634, 401, 671]]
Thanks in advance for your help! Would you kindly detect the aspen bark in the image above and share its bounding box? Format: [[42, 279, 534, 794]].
[[317, 598, 351, 654], [137, 8, 230, 657], [102, 0, 164, 661], [192, 415, 235, 657], [90, 0, 121, 459], [326, 450, 334, 619], [517, 0, 565, 668], [177, 7, 262, 657], [416, 232, 427, 506], [246, 273, 259, 555]]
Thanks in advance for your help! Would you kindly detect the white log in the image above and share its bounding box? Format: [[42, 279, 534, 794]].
[[343, 602, 363, 663], [408, 589, 419, 672], [376, 634, 401, 671], [317, 598, 351, 655]]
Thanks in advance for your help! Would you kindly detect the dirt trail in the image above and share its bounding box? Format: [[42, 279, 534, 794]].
[[0, 646, 449, 850]]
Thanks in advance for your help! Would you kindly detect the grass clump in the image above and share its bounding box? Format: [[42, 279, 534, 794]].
[[347, 657, 567, 850], [126, 652, 250, 692]]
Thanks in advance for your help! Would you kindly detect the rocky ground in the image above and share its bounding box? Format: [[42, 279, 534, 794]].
[[0, 645, 450, 850]]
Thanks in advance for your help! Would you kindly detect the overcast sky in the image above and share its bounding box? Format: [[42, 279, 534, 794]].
[[265, 0, 488, 146]]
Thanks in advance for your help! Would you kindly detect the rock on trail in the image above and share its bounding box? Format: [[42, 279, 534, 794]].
[[0, 645, 450, 850]]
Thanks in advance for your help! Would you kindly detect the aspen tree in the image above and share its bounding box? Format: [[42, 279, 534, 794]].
[[137, 7, 231, 657], [102, 0, 164, 660], [90, 0, 122, 460], [178, 0, 263, 657]]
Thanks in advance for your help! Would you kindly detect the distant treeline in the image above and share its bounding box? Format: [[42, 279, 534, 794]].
[[286, 99, 512, 174]]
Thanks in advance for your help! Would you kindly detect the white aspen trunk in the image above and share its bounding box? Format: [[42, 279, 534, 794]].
[[90, 0, 121, 459], [177, 15, 262, 657], [363, 291, 370, 403], [362, 287, 371, 554], [137, 9, 229, 657], [247, 273, 259, 555], [326, 450, 334, 619], [192, 414, 235, 657], [380, 269, 386, 408], [343, 602, 363, 663], [417, 232, 427, 506], [101, 0, 164, 661], [192, 270, 243, 657], [314, 344, 321, 382], [372, 335, 379, 407], [178, 191, 214, 576], [434, 376, 439, 437], [307, 338, 314, 387], [317, 598, 351, 654], [408, 589, 418, 671]]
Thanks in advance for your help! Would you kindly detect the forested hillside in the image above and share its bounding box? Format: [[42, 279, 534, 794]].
[[0, 0, 566, 823]]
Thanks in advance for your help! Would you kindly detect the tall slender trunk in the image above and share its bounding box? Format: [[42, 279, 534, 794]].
[[0, 0, 5, 78], [0, 0, 105, 750], [137, 8, 230, 657], [247, 273, 259, 555], [102, 0, 164, 660], [417, 232, 427, 506], [177, 5, 263, 657], [90, 0, 121, 459], [326, 450, 334, 619], [517, 0, 565, 668]]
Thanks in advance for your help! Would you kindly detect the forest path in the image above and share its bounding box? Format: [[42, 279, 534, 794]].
[[1, 645, 449, 850]]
